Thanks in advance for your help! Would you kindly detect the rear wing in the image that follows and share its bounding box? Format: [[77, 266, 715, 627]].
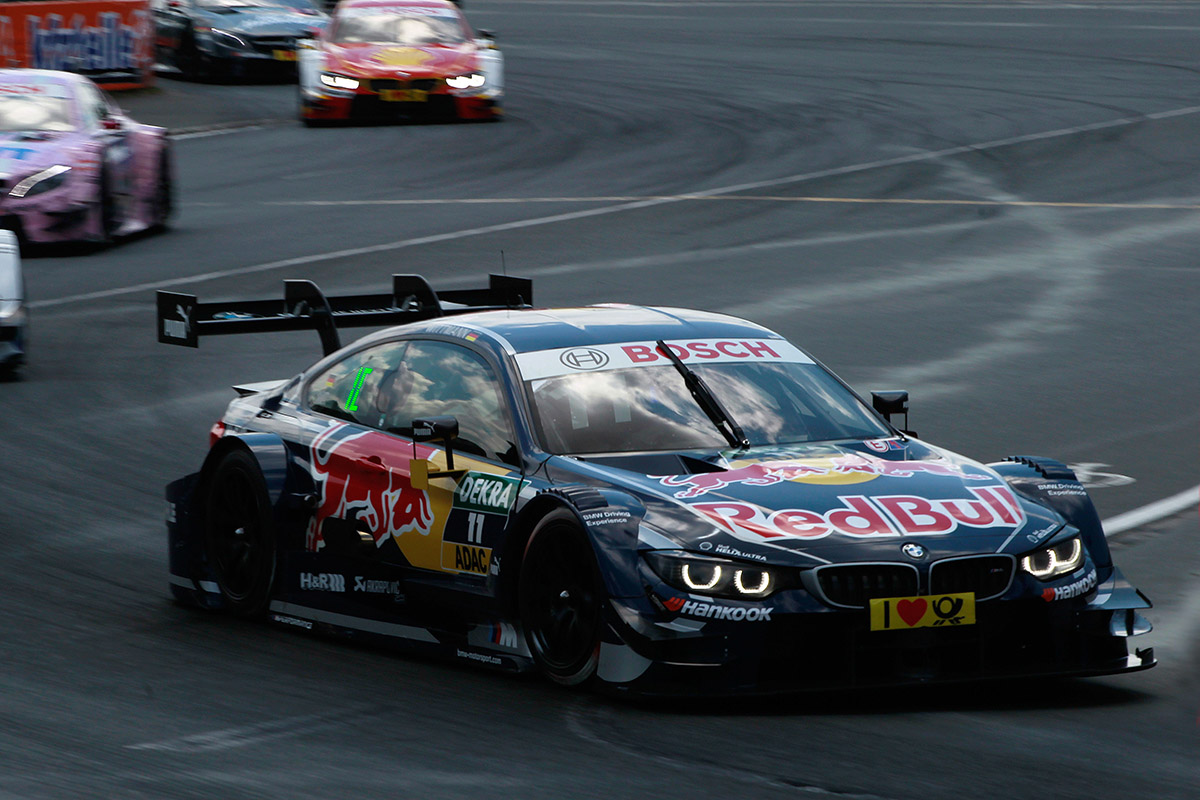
[[156, 273, 531, 356]]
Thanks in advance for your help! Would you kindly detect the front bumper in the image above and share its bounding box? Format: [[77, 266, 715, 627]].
[[301, 82, 501, 122], [599, 568, 1155, 696]]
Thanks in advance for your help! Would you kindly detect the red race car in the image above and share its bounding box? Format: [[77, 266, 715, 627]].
[[298, 0, 503, 124]]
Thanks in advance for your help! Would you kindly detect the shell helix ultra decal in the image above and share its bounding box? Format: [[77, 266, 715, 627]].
[[371, 47, 432, 67]]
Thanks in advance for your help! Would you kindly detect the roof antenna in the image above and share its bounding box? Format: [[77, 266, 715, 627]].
[[500, 249, 507, 277]]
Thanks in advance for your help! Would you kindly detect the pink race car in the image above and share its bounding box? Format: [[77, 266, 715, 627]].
[[0, 70, 172, 245]]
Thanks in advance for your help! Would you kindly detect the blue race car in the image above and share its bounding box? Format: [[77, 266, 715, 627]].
[[157, 275, 1155, 694]]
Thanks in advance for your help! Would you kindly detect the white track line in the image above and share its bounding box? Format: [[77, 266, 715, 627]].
[[1103, 485, 1199, 536], [30, 102, 1200, 311]]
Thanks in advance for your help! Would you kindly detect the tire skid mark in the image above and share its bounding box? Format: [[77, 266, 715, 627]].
[[125, 703, 378, 753], [565, 702, 896, 798]]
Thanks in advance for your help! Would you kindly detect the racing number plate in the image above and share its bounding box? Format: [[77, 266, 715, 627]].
[[380, 89, 428, 102], [272, 49, 298, 61], [869, 592, 975, 631]]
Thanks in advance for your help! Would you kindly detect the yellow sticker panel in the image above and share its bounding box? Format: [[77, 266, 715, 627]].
[[442, 542, 492, 575], [380, 89, 428, 102], [272, 49, 298, 61], [869, 593, 975, 631]]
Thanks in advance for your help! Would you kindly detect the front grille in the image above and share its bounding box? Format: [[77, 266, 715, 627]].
[[930, 555, 1015, 600], [367, 78, 438, 92], [248, 36, 295, 54], [349, 93, 456, 120], [815, 563, 919, 608]]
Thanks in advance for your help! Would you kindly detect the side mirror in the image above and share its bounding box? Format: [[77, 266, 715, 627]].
[[410, 416, 463, 487], [477, 29, 497, 47], [871, 390, 915, 436]]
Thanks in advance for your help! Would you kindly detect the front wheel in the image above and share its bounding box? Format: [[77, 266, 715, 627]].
[[518, 509, 604, 686], [202, 448, 277, 616], [151, 147, 173, 231]]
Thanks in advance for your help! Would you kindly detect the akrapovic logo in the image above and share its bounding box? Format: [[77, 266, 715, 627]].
[[664, 596, 772, 622], [300, 572, 345, 592]]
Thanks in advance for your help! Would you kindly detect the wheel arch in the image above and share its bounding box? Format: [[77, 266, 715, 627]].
[[989, 455, 1112, 572], [499, 486, 645, 616], [198, 432, 293, 511]]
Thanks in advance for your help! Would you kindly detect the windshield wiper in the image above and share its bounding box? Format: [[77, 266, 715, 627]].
[[655, 339, 749, 450]]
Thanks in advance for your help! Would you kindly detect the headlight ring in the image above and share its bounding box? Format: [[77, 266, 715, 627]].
[[1021, 536, 1084, 580], [10, 165, 71, 198], [645, 550, 778, 599]]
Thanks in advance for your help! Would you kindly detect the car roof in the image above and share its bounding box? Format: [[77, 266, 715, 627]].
[[357, 304, 783, 354], [339, 0, 459, 10], [0, 69, 84, 89]]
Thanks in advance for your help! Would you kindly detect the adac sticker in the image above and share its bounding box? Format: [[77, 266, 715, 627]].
[[442, 542, 491, 575], [453, 472, 524, 516]]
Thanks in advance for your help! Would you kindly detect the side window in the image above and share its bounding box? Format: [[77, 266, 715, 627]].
[[306, 339, 517, 465], [383, 340, 517, 465], [75, 82, 109, 130], [306, 341, 409, 427]]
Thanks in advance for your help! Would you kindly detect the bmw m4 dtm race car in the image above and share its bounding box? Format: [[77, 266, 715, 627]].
[[157, 275, 1155, 695]]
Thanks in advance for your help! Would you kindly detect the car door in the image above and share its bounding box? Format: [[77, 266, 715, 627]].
[[302, 337, 524, 593]]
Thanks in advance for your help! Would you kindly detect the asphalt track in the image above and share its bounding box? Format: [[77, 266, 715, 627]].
[[2, 1, 1199, 797]]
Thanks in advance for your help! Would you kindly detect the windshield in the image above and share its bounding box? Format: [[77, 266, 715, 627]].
[[195, 0, 321, 13], [330, 9, 467, 45], [527, 362, 892, 455], [0, 93, 75, 132]]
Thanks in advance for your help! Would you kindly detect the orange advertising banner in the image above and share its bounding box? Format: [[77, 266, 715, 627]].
[[0, 0, 154, 89]]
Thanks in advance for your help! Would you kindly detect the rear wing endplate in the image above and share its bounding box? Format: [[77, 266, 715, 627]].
[[156, 273, 531, 356]]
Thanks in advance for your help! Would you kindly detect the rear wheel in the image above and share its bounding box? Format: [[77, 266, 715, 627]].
[[98, 167, 118, 242], [202, 449, 277, 616], [151, 148, 173, 231], [518, 510, 603, 685]]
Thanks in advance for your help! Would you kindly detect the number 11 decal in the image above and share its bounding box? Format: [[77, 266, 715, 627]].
[[467, 512, 485, 544]]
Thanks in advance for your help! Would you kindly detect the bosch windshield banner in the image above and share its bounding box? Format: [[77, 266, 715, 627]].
[[516, 338, 814, 381], [0, 1, 154, 89]]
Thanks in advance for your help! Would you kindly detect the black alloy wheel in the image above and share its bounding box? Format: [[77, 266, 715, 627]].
[[98, 167, 118, 242], [518, 510, 604, 685], [202, 449, 277, 616]]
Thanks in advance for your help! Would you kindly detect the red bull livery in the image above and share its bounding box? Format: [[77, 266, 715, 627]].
[[0, 70, 171, 245], [160, 274, 1155, 695]]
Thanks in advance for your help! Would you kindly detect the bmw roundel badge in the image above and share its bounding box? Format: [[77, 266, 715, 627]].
[[902, 543, 927, 559]]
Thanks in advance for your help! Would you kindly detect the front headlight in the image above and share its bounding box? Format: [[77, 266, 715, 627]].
[[0, 300, 24, 325], [320, 72, 360, 90], [644, 550, 778, 599], [9, 165, 70, 198], [1021, 536, 1084, 580], [446, 72, 486, 89]]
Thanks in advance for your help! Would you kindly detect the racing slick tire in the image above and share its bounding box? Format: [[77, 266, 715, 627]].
[[150, 148, 174, 232], [202, 448, 277, 617], [518, 509, 604, 686], [98, 166, 118, 243], [177, 30, 216, 82]]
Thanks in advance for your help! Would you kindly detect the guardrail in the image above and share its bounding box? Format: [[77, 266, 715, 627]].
[[0, 0, 154, 89]]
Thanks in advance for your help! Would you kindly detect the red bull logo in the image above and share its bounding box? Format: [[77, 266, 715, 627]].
[[693, 484, 1026, 542], [305, 423, 433, 551], [659, 462, 828, 499], [658, 456, 988, 499]]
